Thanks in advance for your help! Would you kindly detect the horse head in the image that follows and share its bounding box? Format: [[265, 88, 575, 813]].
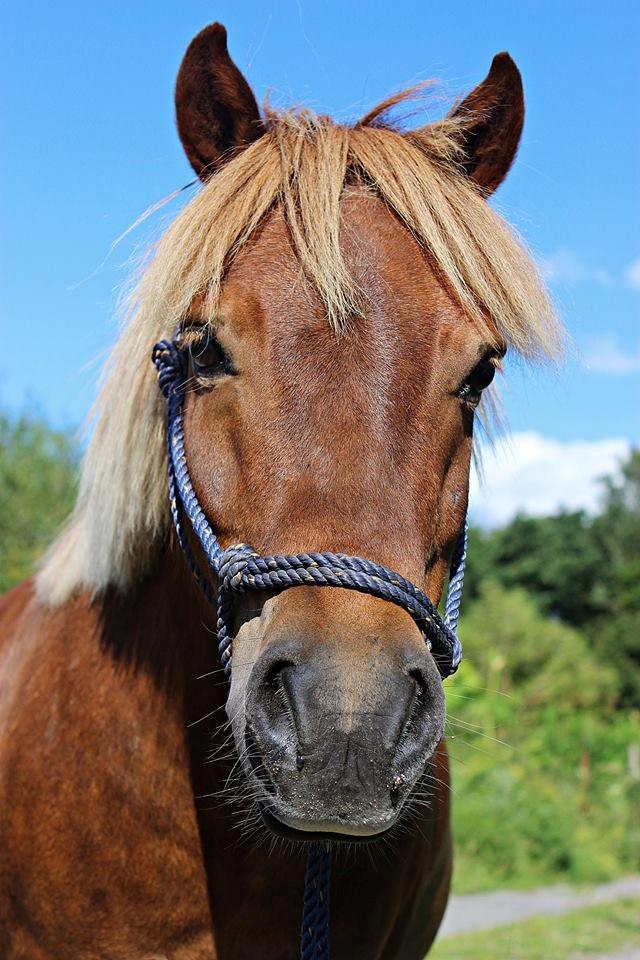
[[166, 24, 533, 840]]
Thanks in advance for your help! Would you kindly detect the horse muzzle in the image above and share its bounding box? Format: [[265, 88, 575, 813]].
[[239, 624, 445, 840]]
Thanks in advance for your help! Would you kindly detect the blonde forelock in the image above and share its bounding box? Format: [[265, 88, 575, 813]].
[[37, 89, 562, 604]]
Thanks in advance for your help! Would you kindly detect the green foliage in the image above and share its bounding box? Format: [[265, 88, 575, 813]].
[[591, 451, 640, 707], [448, 648, 638, 890], [448, 452, 640, 891], [466, 512, 605, 625], [464, 450, 640, 707], [0, 412, 78, 592], [458, 582, 617, 712]]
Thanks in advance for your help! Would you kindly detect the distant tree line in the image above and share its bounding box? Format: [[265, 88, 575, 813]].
[[465, 451, 640, 709], [0, 412, 78, 593]]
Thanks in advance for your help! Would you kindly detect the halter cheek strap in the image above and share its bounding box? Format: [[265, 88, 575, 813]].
[[152, 336, 467, 960]]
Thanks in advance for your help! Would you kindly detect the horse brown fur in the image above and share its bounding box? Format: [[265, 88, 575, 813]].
[[0, 548, 451, 959], [0, 191, 485, 960], [37, 34, 557, 607], [0, 23, 557, 959]]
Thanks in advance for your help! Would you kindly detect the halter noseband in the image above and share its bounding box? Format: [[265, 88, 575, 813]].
[[152, 335, 467, 960]]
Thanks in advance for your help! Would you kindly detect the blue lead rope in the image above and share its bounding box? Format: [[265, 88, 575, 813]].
[[301, 843, 332, 960], [152, 336, 467, 960]]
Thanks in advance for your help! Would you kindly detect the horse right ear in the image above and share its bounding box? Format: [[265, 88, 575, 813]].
[[445, 53, 524, 195], [175, 23, 262, 180]]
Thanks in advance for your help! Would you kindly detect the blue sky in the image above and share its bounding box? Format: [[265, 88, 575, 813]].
[[2, 1, 638, 521]]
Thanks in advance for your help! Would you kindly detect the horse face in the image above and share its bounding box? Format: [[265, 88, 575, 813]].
[[180, 196, 495, 836], [172, 23, 522, 839]]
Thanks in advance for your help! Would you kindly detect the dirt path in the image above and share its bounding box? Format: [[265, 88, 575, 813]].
[[586, 953, 640, 960], [438, 875, 640, 938]]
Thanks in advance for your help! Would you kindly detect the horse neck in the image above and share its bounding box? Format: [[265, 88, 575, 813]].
[[99, 542, 228, 782]]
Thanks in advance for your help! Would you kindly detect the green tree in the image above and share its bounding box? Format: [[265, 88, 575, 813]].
[[466, 512, 605, 625], [591, 450, 640, 707], [457, 581, 617, 713], [464, 450, 640, 707], [0, 412, 78, 592], [448, 582, 636, 891]]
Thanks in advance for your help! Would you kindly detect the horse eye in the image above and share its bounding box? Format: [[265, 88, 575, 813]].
[[455, 356, 498, 406], [188, 335, 234, 377]]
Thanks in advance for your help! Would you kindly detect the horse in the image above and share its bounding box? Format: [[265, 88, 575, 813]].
[[0, 22, 561, 960]]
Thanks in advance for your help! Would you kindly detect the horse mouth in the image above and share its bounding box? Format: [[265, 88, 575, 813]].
[[257, 801, 397, 844], [245, 727, 411, 843]]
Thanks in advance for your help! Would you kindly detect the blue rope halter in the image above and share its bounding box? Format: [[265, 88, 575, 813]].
[[152, 335, 467, 960]]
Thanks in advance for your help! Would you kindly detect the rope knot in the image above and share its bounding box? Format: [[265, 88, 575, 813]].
[[152, 339, 188, 399], [219, 543, 260, 591]]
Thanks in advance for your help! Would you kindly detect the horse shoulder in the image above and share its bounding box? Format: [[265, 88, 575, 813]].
[[0, 581, 216, 959]]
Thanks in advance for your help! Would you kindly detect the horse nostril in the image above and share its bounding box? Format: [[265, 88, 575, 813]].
[[390, 662, 442, 780], [264, 659, 294, 692], [403, 668, 428, 734], [390, 774, 404, 808], [249, 657, 302, 776], [408, 666, 428, 692]]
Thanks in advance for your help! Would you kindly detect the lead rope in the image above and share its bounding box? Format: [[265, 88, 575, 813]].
[[152, 337, 467, 960], [299, 528, 467, 960], [300, 843, 332, 959]]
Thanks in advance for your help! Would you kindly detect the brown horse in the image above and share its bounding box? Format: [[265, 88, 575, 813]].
[[0, 23, 561, 960]]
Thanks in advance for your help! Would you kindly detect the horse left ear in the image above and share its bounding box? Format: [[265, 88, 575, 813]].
[[447, 53, 524, 195], [175, 23, 262, 180]]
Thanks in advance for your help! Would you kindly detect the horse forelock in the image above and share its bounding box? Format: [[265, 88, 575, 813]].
[[37, 87, 563, 605]]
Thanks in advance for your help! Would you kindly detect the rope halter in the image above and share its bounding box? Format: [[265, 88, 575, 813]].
[[152, 335, 467, 960], [153, 336, 464, 680]]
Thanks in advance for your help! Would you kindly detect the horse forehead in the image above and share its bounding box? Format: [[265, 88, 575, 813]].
[[219, 192, 458, 356]]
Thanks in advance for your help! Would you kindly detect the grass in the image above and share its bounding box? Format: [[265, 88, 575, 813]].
[[429, 898, 640, 960]]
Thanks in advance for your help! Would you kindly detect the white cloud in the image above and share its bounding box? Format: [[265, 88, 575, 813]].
[[469, 432, 631, 528], [626, 257, 640, 289], [540, 250, 640, 290], [582, 335, 640, 374], [540, 248, 612, 286]]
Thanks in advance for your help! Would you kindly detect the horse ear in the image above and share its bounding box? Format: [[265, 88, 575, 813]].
[[447, 53, 524, 195], [175, 23, 262, 180]]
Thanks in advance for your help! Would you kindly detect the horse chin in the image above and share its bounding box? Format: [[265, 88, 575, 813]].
[[257, 800, 398, 844]]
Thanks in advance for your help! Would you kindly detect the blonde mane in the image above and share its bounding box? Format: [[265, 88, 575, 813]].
[[38, 93, 562, 605]]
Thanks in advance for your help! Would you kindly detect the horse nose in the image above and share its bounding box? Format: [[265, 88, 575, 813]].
[[244, 638, 445, 833]]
